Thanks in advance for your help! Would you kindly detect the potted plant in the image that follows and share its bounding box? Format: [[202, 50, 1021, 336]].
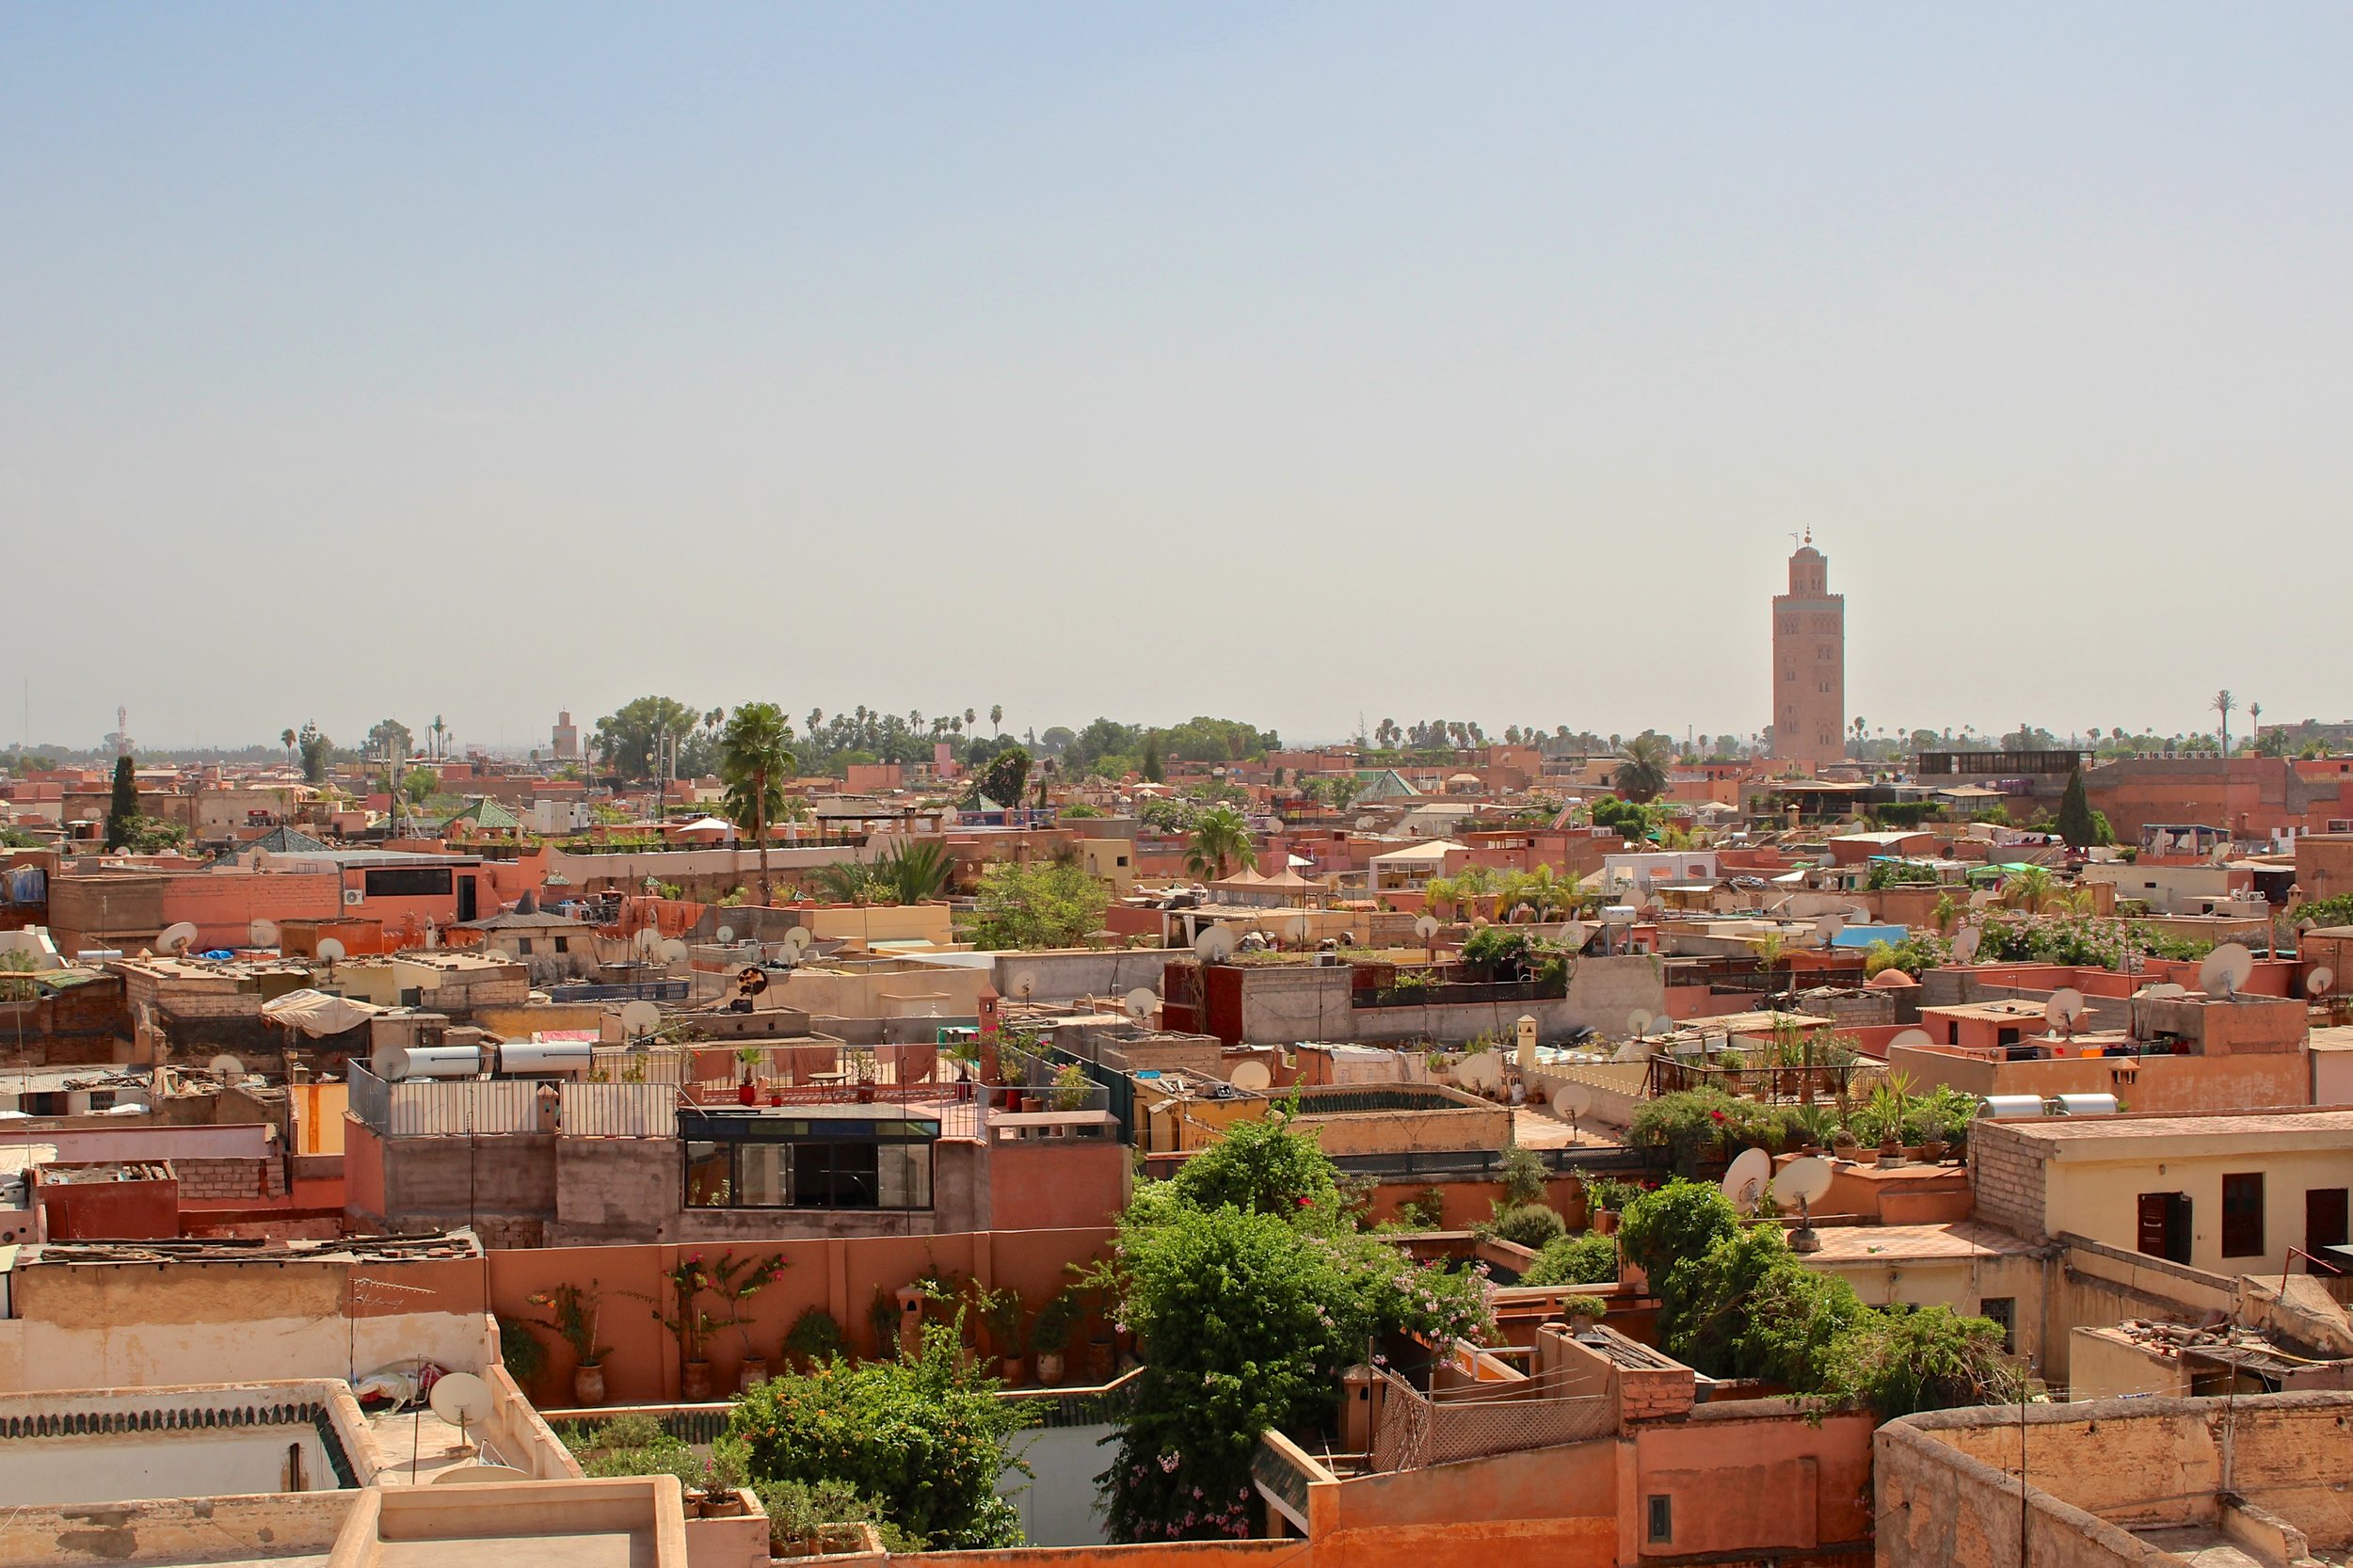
[[635, 1256, 721, 1401], [735, 1046, 763, 1105], [1917, 1112, 1949, 1164], [705, 1250, 788, 1392], [528, 1283, 613, 1406], [1030, 1289, 1082, 1386], [1050, 1063, 1093, 1112], [976, 1286, 1026, 1384], [1790, 1103, 1833, 1157], [866, 1286, 900, 1360], [782, 1305, 844, 1370], [1831, 1123, 1860, 1160], [661, 1445, 751, 1518], [1561, 1295, 1609, 1335]]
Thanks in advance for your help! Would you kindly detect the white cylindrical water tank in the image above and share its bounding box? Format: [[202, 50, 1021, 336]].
[[495, 1040, 593, 1078], [2048, 1093, 2120, 1117], [1978, 1094, 2048, 1120], [390, 1044, 484, 1080]]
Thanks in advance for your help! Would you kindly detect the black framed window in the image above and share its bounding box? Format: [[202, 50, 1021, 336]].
[[363, 866, 455, 898], [679, 1118, 934, 1211], [2222, 1173, 2265, 1258]]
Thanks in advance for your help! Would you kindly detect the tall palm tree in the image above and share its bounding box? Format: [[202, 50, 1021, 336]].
[[2213, 689, 2235, 753], [1185, 805, 1257, 883], [718, 702, 796, 906], [1422, 875, 1461, 920], [1613, 733, 1674, 803], [280, 728, 297, 766], [2001, 865, 2057, 914], [1452, 862, 1497, 920], [989, 704, 1002, 738]]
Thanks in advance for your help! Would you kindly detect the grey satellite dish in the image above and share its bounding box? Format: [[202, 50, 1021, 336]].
[[1889, 1028, 1934, 1052], [1721, 1146, 1773, 1215], [658, 938, 689, 964], [2199, 942, 2256, 1000], [1950, 926, 1982, 965], [1124, 987, 1157, 1023], [1193, 927, 1237, 963], [208, 1053, 246, 1079], [248, 919, 280, 948], [1967, 889, 1997, 910], [782, 926, 811, 954], [2312, 967, 2336, 998], [1626, 1009, 1654, 1038], [155, 922, 200, 956], [1414, 914, 1441, 941], [713, 924, 735, 945], [1229, 1059, 1273, 1091], [1776, 1155, 1834, 1251], [618, 1000, 661, 1037], [1559, 1080, 1593, 1121], [315, 937, 346, 963], [1455, 1052, 1503, 1093], [2146, 982, 2188, 1000], [1008, 968, 1039, 1001], [632, 926, 664, 957], [427, 1371, 492, 1456]]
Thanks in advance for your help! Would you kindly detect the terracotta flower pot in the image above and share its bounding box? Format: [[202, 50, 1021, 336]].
[[681, 1358, 714, 1401], [572, 1363, 607, 1406], [737, 1356, 770, 1393], [1035, 1352, 1065, 1386], [999, 1355, 1025, 1385]]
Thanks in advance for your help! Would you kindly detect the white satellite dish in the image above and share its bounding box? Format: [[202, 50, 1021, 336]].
[[155, 922, 200, 956], [434, 1464, 532, 1484], [1193, 927, 1237, 963], [1559, 1080, 1593, 1120], [1229, 1059, 1273, 1091], [2145, 982, 2188, 999], [782, 926, 811, 954], [1889, 1028, 1934, 1052], [207, 1053, 246, 1079], [1626, 1009, 1654, 1038], [1967, 889, 1997, 910], [714, 924, 735, 945], [1455, 1052, 1503, 1093], [1414, 914, 1441, 941], [248, 919, 280, 948], [618, 1000, 661, 1037], [632, 927, 664, 957], [2199, 942, 2256, 1000], [1951, 926, 1982, 965], [1008, 969, 1039, 1001], [658, 938, 689, 964], [315, 937, 346, 963], [1721, 1146, 1773, 1215], [1811, 914, 1843, 941], [1776, 1155, 1834, 1252], [1124, 987, 1156, 1022], [2312, 967, 2336, 998], [426, 1371, 492, 1456]]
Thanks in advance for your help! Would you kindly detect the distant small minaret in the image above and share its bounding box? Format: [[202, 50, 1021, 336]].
[[1770, 533, 1846, 768], [115, 705, 133, 758], [552, 710, 580, 761]]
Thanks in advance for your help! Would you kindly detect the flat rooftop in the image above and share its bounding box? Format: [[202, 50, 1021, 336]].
[[1982, 1107, 2353, 1151], [1802, 1221, 2042, 1264]]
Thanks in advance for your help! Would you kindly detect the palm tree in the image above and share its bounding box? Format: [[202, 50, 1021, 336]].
[[2247, 701, 2262, 752], [1452, 862, 1498, 920], [2001, 865, 2057, 914], [873, 840, 953, 904], [280, 728, 297, 766], [1754, 931, 1787, 1002], [1184, 806, 1257, 883], [1613, 733, 1674, 803], [989, 704, 1002, 738], [2213, 689, 2235, 753], [810, 859, 881, 905], [718, 702, 796, 906], [1422, 875, 1462, 920]]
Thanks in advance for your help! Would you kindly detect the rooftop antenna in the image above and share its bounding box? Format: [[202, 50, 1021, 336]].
[[1777, 1156, 1834, 1253], [154, 922, 200, 957], [426, 1370, 492, 1461], [1558, 1080, 1593, 1140], [2043, 987, 2088, 1041], [618, 1000, 661, 1042], [1123, 987, 1156, 1024], [2311, 967, 2335, 1000]]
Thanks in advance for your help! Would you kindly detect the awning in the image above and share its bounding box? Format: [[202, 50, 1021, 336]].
[[260, 988, 385, 1037]]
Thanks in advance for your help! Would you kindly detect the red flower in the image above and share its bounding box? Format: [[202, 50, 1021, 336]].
[[1709, 1109, 1726, 1123], [1295, 1195, 1311, 1208]]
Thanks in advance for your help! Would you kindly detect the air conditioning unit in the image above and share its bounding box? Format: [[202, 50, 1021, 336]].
[[344, 888, 365, 906]]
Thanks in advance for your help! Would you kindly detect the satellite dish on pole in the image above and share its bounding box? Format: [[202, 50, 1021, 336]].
[[1124, 988, 1156, 1023], [1721, 1147, 1773, 1215], [155, 922, 200, 956], [2045, 987, 2088, 1038], [618, 1000, 661, 1039], [714, 925, 736, 945], [1193, 927, 1237, 963], [1558, 1080, 1593, 1136], [1776, 1156, 1835, 1252], [1626, 1009, 1655, 1039], [1414, 914, 1441, 942], [2312, 967, 2336, 998], [208, 1053, 247, 1080], [248, 919, 280, 949], [2199, 942, 2256, 1000], [1230, 1059, 1273, 1091], [781, 927, 811, 955], [1889, 1027, 1934, 1052], [1008, 968, 1039, 1002], [1951, 925, 1982, 965], [315, 937, 346, 964], [632, 927, 664, 957], [2144, 981, 2188, 999], [658, 937, 689, 964], [427, 1371, 493, 1458]]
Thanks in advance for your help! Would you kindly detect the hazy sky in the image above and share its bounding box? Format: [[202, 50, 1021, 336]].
[[6, 5, 2349, 753]]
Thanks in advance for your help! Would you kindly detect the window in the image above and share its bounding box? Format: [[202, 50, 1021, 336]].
[[2222, 1173, 2265, 1257], [1647, 1496, 1673, 1545], [1980, 1297, 2016, 1353], [2307, 1188, 2349, 1256], [679, 1127, 934, 1211], [516, 937, 535, 955], [553, 936, 569, 953], [363, 866, 455, 899]]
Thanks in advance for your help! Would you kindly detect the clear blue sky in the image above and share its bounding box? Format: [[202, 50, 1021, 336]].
[[5, 5, 2348, 752]]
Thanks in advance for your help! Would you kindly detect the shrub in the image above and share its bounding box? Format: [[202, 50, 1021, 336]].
[[1170, 1106, 1340, 1216], [1817, 1305, 2022, 1418], [1627, 1090, 1751, 1175], [754, 1477, 924, 1556], [1486, 1203, 1567, 1250], [1497, 1144, 1548, 1207], [1519, 1232, 1618, 1288], [783, 1305, 846, 1368], [1558, 1295, 1609, 1320], [1617, 1180, 1738, 1285]]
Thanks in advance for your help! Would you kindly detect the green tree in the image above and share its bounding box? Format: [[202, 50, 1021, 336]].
[[967, 861, 1110, 950], [720, 702, 798, 906], [1612, 732, 1675, 803], [726, 1324, 1028, 1549], [1184, 806, 1257, 883], [296, 722, 332, 784], [976, 746, 1031, 810], [364, 718, 414, 761], [401, 768, 439, 806], [104, 755, 137, 849], [2054, 768, 2100, 849], [1138, 730, 1163, 783], [595, 696, 700, 781], [1171, 1111, 1342, 1216], [872, 840, 953, 904]]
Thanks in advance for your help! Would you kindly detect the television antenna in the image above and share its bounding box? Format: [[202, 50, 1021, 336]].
[[248, 919, 280, 949], [426, 1371, 492, 1460], [2199, 942, 2255, 1000], [1123, 987, 1156, 1023], [155, 922, 200, 956], [1721, 1146, 1773, 1215], [1776, 1156, 1834, 1253]]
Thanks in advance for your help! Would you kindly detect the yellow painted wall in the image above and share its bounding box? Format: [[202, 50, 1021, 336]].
[[798, 904, 955, 946], [2045, 1138, 2353, 1277]]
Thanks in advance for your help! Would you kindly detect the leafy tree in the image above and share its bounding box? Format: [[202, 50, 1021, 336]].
[[1617, 1179, 1739, 1285], [401, 768, 439, 806], [1138, 730, 1163, 783], [872, 840, 953, 904], [1136, 797, 1199, 835], [296, 722, 332, 785], [1590, 795, 1656, 839], [1519, 1232, 1619, 1288], [595, 696, 701, 781], [968, 861, 1110, 950], [1184, 806, 1257, 883], [1612, 732, 1675, 803], [104, 756, 137, 849], [726, 1324, 1028, 1549], [280, 728, 297, 764], [364, 718, 414, 760], [1160, 716, 1278, 763], [1064, 718, 1143, 775], [720, 702, 798, 905], [976, 746, 1031, 810], [1816, 1304, 2021, 1419], [1171, 1111, 1342, 1216], [1036, 726, 1075, 757], [2054, 768, 2102, 849]]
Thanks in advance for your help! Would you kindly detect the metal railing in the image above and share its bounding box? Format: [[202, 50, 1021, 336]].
[[1644, 1057, 1870, 1104], [1358, 979, 1565, 1009], [547, 980, 690, 1003], [1369, 1367, 1612, 1472], [561, 1081, 675, 1138], [347, 1064, 675, 1139]]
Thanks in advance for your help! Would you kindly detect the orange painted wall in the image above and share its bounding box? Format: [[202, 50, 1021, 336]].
[[1632, 1407, 1876, 1556], [158, 872, 344, 949], [987, 1141, 1131, 1231]]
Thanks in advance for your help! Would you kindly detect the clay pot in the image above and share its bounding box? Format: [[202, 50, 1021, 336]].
[[696, 1490, 751, 1519], [1085, 1336, 1114, 1384], [737, 1081, 758, 1106], [572, 1363, 607, 1407], [1035, 1352, 1066, 1386], [737, 1356, 770, 1393], [999, 1355, 1025, 1385], [681, 1358, 714, 1401], [1593, 1209, 1618, 1237]]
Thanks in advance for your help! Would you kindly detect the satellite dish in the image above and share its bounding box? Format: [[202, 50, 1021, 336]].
[[2199, 942, 2256, 1000], [427, 1371, 492, 1456], [1193, 927, 1237, 963], [1968, 889, 1997, 910], [1811, 914, 1843, 941], [2146, 982, 2188, 1000], [1626, 1009, 1654, 1038], [1951, 926, 1982, 965], [782, 926, 811, 954], [1455, 1052, 1502, 1093], [207, 1054, 246, 1078], [2211, 842, 2233, 866], [1889, 1028, 1934, 1052], [155, 922, 200, 956], [248, 920, 280, 948], [632, 927, 664, 956], [2312, 967, 2336, 998], [1229, 1059, 1273, 1091], [736, 967, 769, 996], [1559, 1081, 1593, 1119], [315, 938, 346, 963], [1124, 987, 1157, 1022], [1414, 914, 1441, 941], [658, 938, 689, 963], [434, 1464, 533, 1484], [714, 925, 736, 945], [1008, 969, 1039, 1000], [1721, 1146, 1774, 1214], [1776, 1156, 1833, 1209], [618, 1000, 661, 1037]]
